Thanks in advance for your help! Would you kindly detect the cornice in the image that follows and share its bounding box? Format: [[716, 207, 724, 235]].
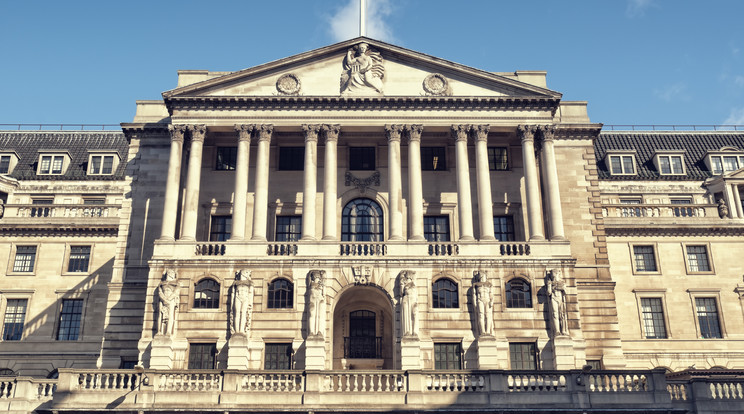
[[605, 223, 744, 237], [0, 223, 119, 237], [555, 124, 604, 140]]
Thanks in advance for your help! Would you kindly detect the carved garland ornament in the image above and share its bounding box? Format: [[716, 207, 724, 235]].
[[423, 73, 451, 96], [276, 73, 301, 95]]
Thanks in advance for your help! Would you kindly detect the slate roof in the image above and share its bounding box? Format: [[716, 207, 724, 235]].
[[0, 131, 128, 181], [594, 131, 744, 180]]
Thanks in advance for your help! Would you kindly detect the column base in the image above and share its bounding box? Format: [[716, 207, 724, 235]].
[[227, 334, 250, 370], [179, 236, 196, 242], [459, 235, 476, 241], [250, 236, 267, 242], [408, 235, 426, 241], [300, 235, 317, 241], [480, 236, 496, 241], [321, 236, 337, 241], [158, 236, 175, 242], [229, 236, 245, 242], [550, 235, 567, 241], [529, 235, 546, 241], [551, 335, 585, 370], [388, 236, 405, 241]]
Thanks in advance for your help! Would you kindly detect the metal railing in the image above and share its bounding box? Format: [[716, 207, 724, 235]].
[[0, 124, 120, 131], [603, 125, 744, 131], [343, 337, 382, 359]]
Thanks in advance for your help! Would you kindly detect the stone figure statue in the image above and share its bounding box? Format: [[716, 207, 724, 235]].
[[230, 269, 255, 335], [0, 199, 4, 219], [399, 270, 418, 337], [307, 270, 326, 337], [340, 42, 384, 95], [472, 270, 494, 337], [156, 269, 180, 337], [546, 269, 569, 337], [718, 199, 729, 219]]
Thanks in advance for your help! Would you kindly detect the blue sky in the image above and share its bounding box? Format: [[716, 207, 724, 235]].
[[1, 0, 743, 127]]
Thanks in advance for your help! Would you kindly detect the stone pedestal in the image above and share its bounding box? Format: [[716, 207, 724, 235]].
[[227, 334, 251, 370], [552, 335, 578, 370], [400, 336, 422, 370], [150, 335, 175, 369], [475, 335, 500, 369], [305, 336, 326, 370]]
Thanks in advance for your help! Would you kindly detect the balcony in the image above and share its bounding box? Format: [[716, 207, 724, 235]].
[[601, 203, 744, 236], [344, 337, 382, 359], [0, 204, 121, 233]]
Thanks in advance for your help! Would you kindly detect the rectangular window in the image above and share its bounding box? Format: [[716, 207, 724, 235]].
[[493, 216, 515, 241], [686, 245, 711, 272], [711, 156, 724, 175], [57, 299, 83, 341], [188, 343, 217, 369], [2, 299, 27, 341], [586, 360, 602, 370], [278, 147, 305, 171], [210, 216, 232, 241], [215, 147, 237, 171], [640, 298, 667, 339], [67, 246, 91, 273], [275, 216, 302, 242], [39, 155, 65, 175], [264, 343, 293, 370], [608, 155, 635, 175], [13, 246, 37, 273], [421, 147, 446, 171], [119, 359, 138, 369], [488, 147, 508, 171], [349, 147, 375, 170], [509, 342, 538, 370], [695, 298, 722, 339], [633, 246, 657, 272], [0, 155, 10, 174], [723, 156, 739, 172], [424, 216, 450, 242], [658, 155, 684, 175], [434, 343, 462, 370], [89, 155, 115, 175]]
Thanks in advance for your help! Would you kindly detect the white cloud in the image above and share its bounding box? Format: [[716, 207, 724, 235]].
[[328, 0, 395, 43], [626, 0, 655, 17], [724, 108, 744, 125], [653, 82, 687, 102]]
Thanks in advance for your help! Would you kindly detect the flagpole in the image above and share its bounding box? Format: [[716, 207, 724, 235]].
[[360, 0, 366, 37]]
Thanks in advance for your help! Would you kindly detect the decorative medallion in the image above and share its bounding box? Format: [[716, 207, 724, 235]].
[[423, 73, 451, 96], [352, 266, 372, 285], [344, 171, 381, 194], [276, 73, 301, 95]]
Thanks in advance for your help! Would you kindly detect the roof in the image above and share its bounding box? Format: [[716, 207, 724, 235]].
[[0, 131, 128, 181], [594, 131, 744, 180]]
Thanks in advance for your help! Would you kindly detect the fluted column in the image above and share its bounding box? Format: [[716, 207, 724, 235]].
[[386, 124, 405, 240], [539, 125, 566, 240], [472, 125, 495, 241], [231, 124, 254, 241], [725, 184, 740, 218], [452, 125, 475, 241], [518, 125, 545, 240], [406, 125, 425, 241], [734, 185, 744, 218], [160, 124, 187, 240], [322, 124, 340, 240], [251, 124, 273, 241], [180, 124, 206, 241], [301, 124, 321, 240]]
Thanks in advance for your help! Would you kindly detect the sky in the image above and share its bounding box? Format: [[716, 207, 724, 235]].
[[1, 0, 743, 127]]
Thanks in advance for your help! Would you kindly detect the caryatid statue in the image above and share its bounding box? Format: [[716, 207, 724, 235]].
[[230, 269, 255, 335], [546, 268, 569, 337], [399, 270, 418, 337], [156, 269, 180, 337], [340, 42, 385, 95], [307, 270, 326, 337], [472, 270, 494, 337]]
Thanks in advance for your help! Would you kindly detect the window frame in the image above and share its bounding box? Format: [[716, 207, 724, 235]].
[[423, 215, 450, 242], [66, 245, 92, 274], [37, 153, 69, 175], [193, 278, 221, 309], [432, 277, 459, 309], [654, 152, 685, 176], [433, 342, 462, 370], [505, 278, 533, 309], [0, 152, 19, 175], [209, 215, 232, 242], [421, 147, 447, 171], [266, 278, 294, 310], [639, 297, 668, 339], [2, 298, 28, 341], [278, 147, 305, 171], [56, 298, 84, 341], [188, 343, 217, 370], [341, 198, 384, 242], [9, 244, 38, 275], [633, 289, 671, 340], [348, 147, 376, 171], [87, 153, 119, 176], [264, 342, 293, 370], [493, 216, 515, 242], [215, 146, 238, 171], [630, 243, 661, 275], [605, 152, 637, 176], [487, 147, 509, 171], [687, 289, 725, 339], [683, 243, 714, 274], [509, 342, 539, 370], [275, 215, 302, 242], [706, 151, 744, 175]]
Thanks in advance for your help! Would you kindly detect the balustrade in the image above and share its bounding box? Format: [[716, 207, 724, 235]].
[[603, 204, 712, 219], [267, 243, 298, 256], [428, 243, 458, 256], [500, 243, 530, 256], [240, 372, 303, 392], [324, 372, 405, 392], [709, 381, 744, 399], [156, 372, 222, 392], [667, 382, 688, 401], [77, 371, 139, 391], [340, 243, 386, 256], [425, 372, 485, 392], [586, 372, 647, 392], [35, 380, 56, 398], [195, 243, 226, 256], [507, 373, 566, 392], [0, 380, 13, 398]]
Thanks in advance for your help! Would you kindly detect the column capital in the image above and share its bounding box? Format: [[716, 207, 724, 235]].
[[302, 124, 322, 142], [256, 124, 274, 143], [385, 124, 404, 142], [188, 124, 207, 142], [451, 124, 471, 143], [168, 124, 188, 143], [234, 124, 255, 142], [405, 124, 423, 143], [322, 124, 341, 143], [518, 125, 538, 142], [538, 124, 556, 142], [470, 124, 490, 143]]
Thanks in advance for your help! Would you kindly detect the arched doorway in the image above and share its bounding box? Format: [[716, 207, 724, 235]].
[[333, 285, 393, 369]]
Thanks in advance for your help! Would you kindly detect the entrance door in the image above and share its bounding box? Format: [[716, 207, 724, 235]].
[[345, 310, 380, 358]]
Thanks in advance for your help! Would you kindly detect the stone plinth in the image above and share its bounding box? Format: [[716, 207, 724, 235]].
[[553, 335, 578, 370], [475, 335, 500, 369], [305, 336, 326, 370], [150, 335, 175, 369], [400, 336, 421, 370], [227, 334, 251, 370]]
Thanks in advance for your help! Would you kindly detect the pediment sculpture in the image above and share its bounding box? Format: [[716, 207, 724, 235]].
[[340, 42, 385, 95]]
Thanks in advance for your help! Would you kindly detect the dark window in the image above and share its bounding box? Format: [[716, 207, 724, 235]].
[[424, 216, 450, 242], [434, 343, 462, 370], [194, 279, 220, 309], [119, 359, 138, 369], [695, 298, 722, 339], [432, 278, 459, 309], [265, 343, 293, 370], [633, 246, 657, 272], [267, 278, 293, 309], [210, 216, 232, 241], [67, 246, 91, 273], [216, 147, 237, 171], [13, 246, 36, 272], [89, 155, 115, 175], [505, 278, 532, 308], [686, 246, 711, 272], [39, 155, 64, 175], [488, 147, 508, 170], [586, 360, 602, 370], [188, 343, 217, 369], [493, 216, 515, 241], [0, 156, 10, 174], [3, 299, 27, 341], [342, 198, 384, 241], [345, 310, 380, 359], [671, 199, 693, 217], [57, 299, 83, 341], [0, 369, 15, 376], [83, 198, 106, 205], [509, 342, 538, 370], [640, 298, 667, 339], [609, 155, 635, 175], [276, 216, 302, 242], [421, 147, 446, 171], [278, 147, 305, 171], [349, 147, 375, 170]]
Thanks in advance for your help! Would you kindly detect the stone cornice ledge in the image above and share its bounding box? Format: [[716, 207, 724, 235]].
[[605, 222, 744, 237]]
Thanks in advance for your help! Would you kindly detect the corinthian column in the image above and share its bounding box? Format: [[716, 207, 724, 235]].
[[180, 124, 206, 241], [160, 124, 187, 240], [386, 125, 405, 241], [539, 125, 565, 240], [231, 124, 254, 241], [322, 124, 340, 240], [472, 125, 495, 240], [301, 124, 321, 240], [251, 124, 273, 241], [406, 125, 425, 241], [452, 125, 475, 241], [518, 125, 545, 240]]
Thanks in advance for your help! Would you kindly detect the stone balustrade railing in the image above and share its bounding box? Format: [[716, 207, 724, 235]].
[[0, 377, 56, 412], [602, 203, 716, 219], [3, 204, 120, 219]]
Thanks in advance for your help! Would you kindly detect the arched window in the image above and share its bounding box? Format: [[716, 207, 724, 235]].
[[432, 278, 459, 308], [505, 278, 532, 308], [342, 198, 384, 241], [194, 279, 220, 309], [0, 369, 14, 376], [267, 278, 293, 309]]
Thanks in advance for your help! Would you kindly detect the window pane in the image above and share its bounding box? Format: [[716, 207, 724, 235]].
[[622, 156, 635, 174], [278, 147, 304, 171], [432, 278, 458, 308], [610, 156, 622, 174], [505, 279, 532, 308], [723, 156, 738, 172], [188, 343, 217, 369], [695, 298, 722, 339], [13, 246, 36, 272], [640, 298, 667, 339], [265, 343, 293, 370], [424, 216, 450, 242], [633, 246, 657, 272], [671, 156, 683, 174], [267, 278, 293, 309], [659, 156, 671, 174], [686, 245, 710, 272], [493, 216, 515, 241], [342, 198, 383, 241], [3, 299, 27, 341], [67, 246, 91, 272], [0, 156, 10, 174], [349, 147, 375, 170], [488, 147, 508, 171], [276, 216, 302, 242], [194, 279, 220, 309], [712, 157, 723, 174], [52, 156, 63, 174], [210, 216, 232, 241], [216, 147, 237, 171], [421, 147, 446, 171], [57, 299, 83, 340], [40, 156, 51, 174], [102, 156, 114, 174], [509, 343, 537, 370], [90, 156, 102, 174], [434, 343, 462, 370]]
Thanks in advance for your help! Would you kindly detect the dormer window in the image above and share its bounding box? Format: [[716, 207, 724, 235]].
[[705, 149, 744, 175], [605, 151, 637, 175], [37, 153, 70, 175], [0, 152, 19, 175], [653, 151, 685, 175], [87, 152, 120, 176]]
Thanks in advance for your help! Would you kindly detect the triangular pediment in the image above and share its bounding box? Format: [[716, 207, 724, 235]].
[[163, 37, 561, 100]]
